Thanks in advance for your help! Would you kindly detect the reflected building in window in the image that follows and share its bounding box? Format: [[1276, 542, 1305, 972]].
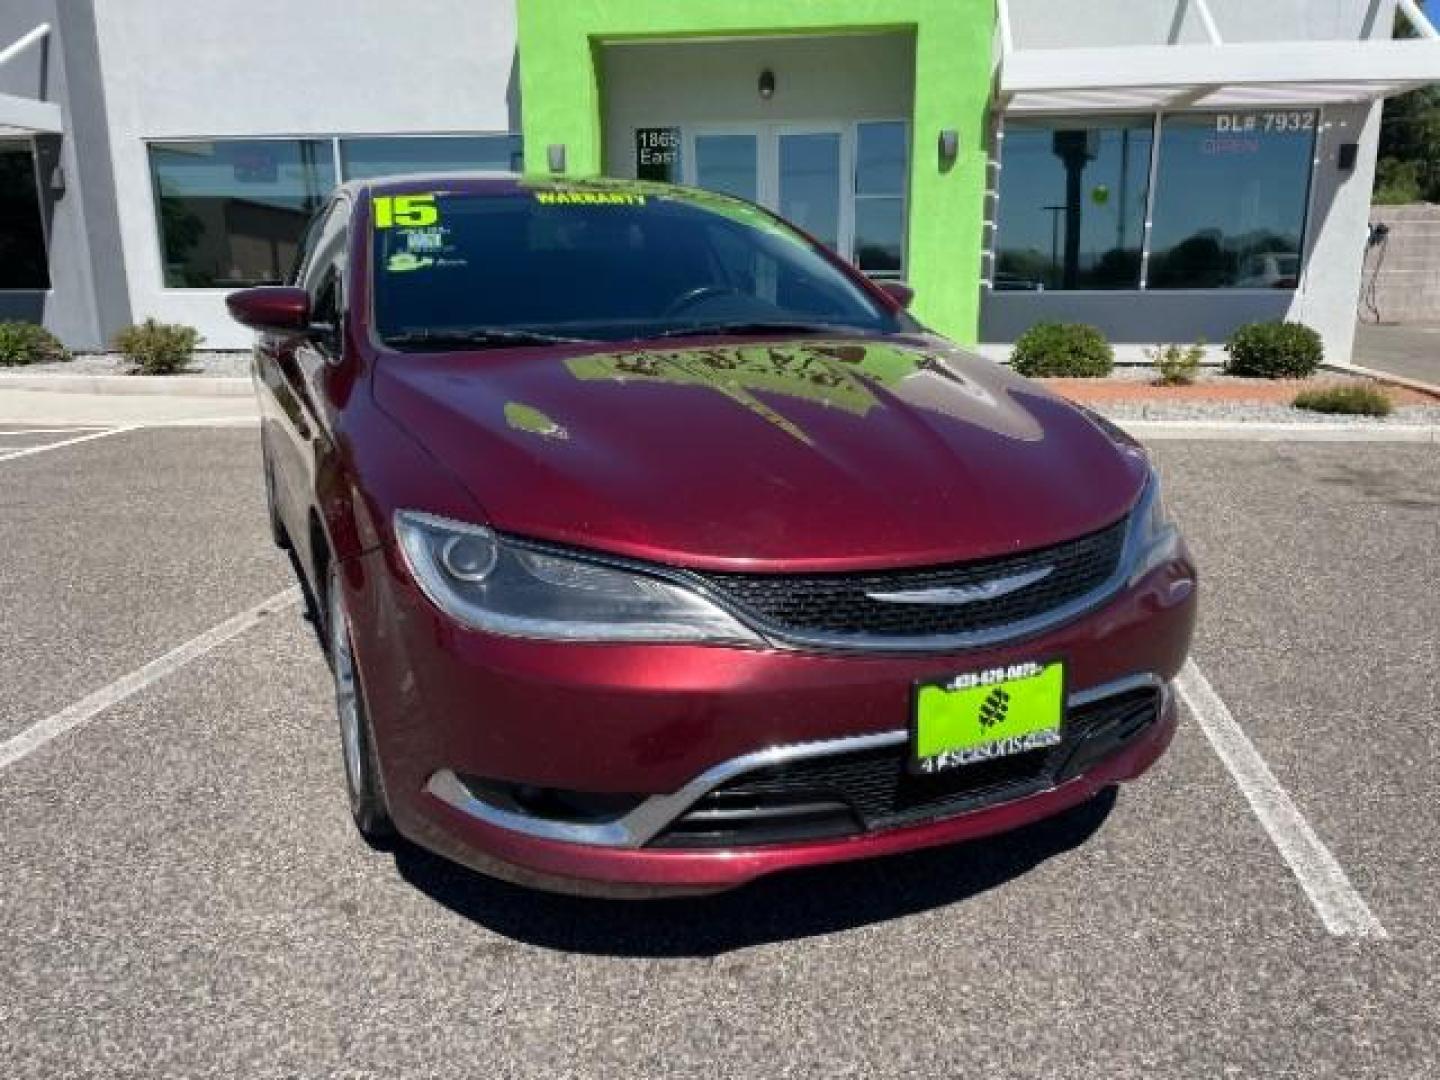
[[992, 111, 1316, 294], [993, 117, 1151, 292], [0, 141, 50, 289], [1147, 113, 1316, 290]]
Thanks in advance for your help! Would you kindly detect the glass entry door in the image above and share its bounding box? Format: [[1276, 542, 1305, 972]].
[[777, 131, 843, 251], [685, 124, 856, 268], [693, 132, 759, 203]]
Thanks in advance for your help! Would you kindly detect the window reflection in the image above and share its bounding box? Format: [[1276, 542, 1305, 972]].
[[150, 140, 334, 288], [695, 134, 759, 202], [0, 143, 49, 289], [151, 135, 525, 288], [339, 135, 521, 181], [854, 121, 907, 277], [779, 132, 842, 251], [1148, 112, 1315, 289], [994, 117, 1152, 291]]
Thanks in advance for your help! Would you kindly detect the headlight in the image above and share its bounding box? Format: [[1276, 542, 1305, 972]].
[[1128, 466, 1181, 584], [394, 511, 763, 645]]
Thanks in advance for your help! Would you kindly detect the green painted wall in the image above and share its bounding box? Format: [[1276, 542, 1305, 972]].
[[515, 0, 996, 343]]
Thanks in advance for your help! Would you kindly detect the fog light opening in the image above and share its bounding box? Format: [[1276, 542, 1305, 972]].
[[460, 774, 646, 825]]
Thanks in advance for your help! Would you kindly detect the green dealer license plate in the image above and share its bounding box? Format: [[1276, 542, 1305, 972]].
[[911, 660, 1065, 775]]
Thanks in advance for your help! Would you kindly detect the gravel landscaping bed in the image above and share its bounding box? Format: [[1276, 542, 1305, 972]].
[[1038, 366, 1440, 425], [1085, 400, 1440, 425], [15, 351, 250, 377]]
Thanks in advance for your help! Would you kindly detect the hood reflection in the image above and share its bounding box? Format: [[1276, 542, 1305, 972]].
[[566, 339, 1038, 445]]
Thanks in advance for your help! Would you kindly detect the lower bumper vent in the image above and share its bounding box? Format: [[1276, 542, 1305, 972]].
[[649, 685, 1162, 849]]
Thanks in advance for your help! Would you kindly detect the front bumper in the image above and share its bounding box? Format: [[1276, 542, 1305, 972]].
[[341, 543, 1196, 894]]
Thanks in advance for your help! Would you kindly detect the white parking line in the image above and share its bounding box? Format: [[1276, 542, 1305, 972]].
[[0, 426, 134, 463], [1176, 660, 1388, 939], [0, 588, 302, 772], [0, 427, 107, 436]]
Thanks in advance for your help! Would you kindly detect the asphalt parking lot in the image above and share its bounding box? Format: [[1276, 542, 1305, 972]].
[[1, 422, 1436, 1078]]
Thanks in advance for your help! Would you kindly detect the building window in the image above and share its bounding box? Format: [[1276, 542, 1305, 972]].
[[150, 140, 335, 287], [853, 121, 908, 278], [0, 142, 49, 289], [150, 134, 525, 287], [339, 134, 522, 181], [992, 117, 1152, 291], [1147, 111, 1316, 289]]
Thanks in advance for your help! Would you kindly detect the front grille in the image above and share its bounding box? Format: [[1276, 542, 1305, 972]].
[[649, 685, 1160, 849], [690, 518, 1128, 643]]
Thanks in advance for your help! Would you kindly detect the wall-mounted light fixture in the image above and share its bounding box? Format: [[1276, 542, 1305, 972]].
[[938, 129, 960, 169], [49, 164, 66, 198], [758, 69, 775, 100], [547, 143, 566, 173]]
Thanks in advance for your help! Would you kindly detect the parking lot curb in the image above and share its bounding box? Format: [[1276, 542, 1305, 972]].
[[1119, 419, 1440, 442], [0, 374, 252, 398]]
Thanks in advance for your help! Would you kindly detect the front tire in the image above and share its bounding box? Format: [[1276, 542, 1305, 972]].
[[328, 564, 395, 845]]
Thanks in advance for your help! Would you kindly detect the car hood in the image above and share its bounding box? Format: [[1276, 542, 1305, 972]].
[[373, 335, 1146, 572]]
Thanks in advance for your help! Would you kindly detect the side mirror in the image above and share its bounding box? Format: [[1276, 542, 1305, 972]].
[[226, 286, 311, 334], [878, 280, 915, 309]]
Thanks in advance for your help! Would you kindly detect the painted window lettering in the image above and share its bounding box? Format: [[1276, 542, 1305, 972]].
[[1215, 111, 1316, 134], [534, 191, 648, 206], [374, 193, 439, 229]]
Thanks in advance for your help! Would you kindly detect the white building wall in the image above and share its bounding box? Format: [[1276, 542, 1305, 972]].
[[1203, 0, 1394, 42], [1006, 0, 1210, 48], [1007, 0, 1395, 48], [1293, 101, 1384, 362], [92, 0, 519, 347]]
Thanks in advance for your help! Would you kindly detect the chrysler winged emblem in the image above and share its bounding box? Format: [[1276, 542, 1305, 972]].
[[866, 565, 1054, 606]]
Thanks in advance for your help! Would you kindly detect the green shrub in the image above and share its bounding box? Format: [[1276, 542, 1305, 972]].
[[1011, 322, 1114, 378], [0, 321, 70, 367], [1293, 385, 1393, 417], [1372, 159, 1423, 206], [1148, 341, 1205, 387], [1224, 321, 1323, 379], [112, 319, 203, 375]]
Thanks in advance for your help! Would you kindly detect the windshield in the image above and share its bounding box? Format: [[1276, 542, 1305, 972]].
[[371, 186, 905, 345]]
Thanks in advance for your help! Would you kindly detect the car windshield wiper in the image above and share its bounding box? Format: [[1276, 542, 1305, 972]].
[[654, 320, 862, 340], [382, 327, 594, 350]]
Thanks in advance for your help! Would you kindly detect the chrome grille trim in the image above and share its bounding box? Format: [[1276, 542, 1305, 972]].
[[684, 517, 1131, 653], [425, 673, 1166, 849]]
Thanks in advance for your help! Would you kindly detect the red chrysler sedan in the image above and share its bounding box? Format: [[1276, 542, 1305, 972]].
[[227, 174, 1196, 896]]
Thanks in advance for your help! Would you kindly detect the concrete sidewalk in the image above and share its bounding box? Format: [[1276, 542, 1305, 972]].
[[0, 386, 257, 426], [0, 373, 250, 398], [1352, 322, 1440, 387]]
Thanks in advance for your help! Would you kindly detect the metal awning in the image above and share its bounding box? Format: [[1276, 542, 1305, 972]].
[[995, 0, 1440, 113], [0, 24, 62, 135], [0, 95, 63, 136]]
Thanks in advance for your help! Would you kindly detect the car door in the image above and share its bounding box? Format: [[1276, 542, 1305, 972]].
[[268, 195, 350, 574], [254, 201, 323, 531]]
